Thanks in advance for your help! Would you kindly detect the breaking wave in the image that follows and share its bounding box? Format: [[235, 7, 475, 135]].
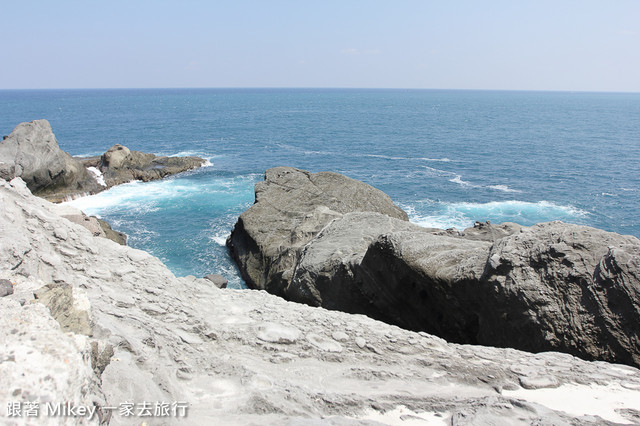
[[404, 200, 588, 230]]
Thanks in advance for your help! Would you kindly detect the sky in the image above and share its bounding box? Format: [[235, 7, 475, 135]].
[[1, 0, 639, 92]]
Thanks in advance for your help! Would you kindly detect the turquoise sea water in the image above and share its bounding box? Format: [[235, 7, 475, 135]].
[[1, 89, 639, 288]]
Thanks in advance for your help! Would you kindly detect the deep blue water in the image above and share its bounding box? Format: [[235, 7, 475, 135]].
[[1, 88, 639, 288]]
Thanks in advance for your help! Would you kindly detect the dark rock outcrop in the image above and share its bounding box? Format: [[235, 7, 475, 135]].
[[81, 143, 206, 188], [355, 221, 640, 366], [229, 168, 640, 368], [0, 120, 100, 201], [227, 166, 408, 297]]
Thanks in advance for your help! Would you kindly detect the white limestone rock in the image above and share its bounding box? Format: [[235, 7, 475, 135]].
[[2, 177, 640, 425]]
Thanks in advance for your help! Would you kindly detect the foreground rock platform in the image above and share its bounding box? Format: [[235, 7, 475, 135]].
[[228, 167, 640, 369], [3, 178, 640, 424]]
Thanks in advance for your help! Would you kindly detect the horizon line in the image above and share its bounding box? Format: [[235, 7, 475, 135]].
[[1, 86, 639, 95]]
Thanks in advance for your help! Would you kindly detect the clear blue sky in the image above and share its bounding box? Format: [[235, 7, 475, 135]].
[[1, 0, 638, 91]]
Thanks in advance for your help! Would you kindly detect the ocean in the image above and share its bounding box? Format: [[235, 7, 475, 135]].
[[1, 88, 639, 289]]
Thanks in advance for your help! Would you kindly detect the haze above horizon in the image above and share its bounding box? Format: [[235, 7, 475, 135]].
[[2, 1, 639, 93]]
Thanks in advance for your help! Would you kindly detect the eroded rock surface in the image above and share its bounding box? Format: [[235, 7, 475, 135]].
[[227, 167, 408, 296], [0, 120, 100, 200], [230, 168, 640, 368], [0, 120, 206, 203], [3, 177, 640, 424], [81, 143, 206, 188], [358, 221, 640, 367]]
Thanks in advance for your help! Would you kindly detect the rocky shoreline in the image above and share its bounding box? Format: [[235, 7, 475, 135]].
[[2, 123, 640, 424], [0, 120, 206, 203], [0, 119, 206, 246], [228, 167, 640, 369], [3, 176, 640, 424]]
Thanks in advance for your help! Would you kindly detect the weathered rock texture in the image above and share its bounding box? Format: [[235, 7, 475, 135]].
[[4, 177, 640, 424], [227, 167, 408, 296], [204, 273, 228, 289], [0, 278, 13, 297], [229, 168, 640, 368], [0, 120, 100, 200], [81, 143, 206, 188], [0, 120, 206, 203]]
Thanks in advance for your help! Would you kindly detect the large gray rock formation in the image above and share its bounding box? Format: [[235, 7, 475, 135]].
[[229, 168, 640, 368], [0, 120, 100, 200], [4, 177, 640, 424], [227, 167, 408, 296], [356, 221, 640, 367]]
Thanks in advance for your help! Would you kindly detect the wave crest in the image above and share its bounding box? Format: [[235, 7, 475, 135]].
[[405, 200, 588, 230]]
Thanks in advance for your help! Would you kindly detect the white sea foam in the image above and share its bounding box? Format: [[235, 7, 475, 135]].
[[449, 175, 473, 187], [86, 167, 106, 187], [422, 166, 523, 193], [488, 184, 522, 193], [418, 157, 453, 162], [62, 180, 147, 215], [363, 154, 409, 161], [363, 154, 453, 162], [274, 142, 301, 152], [211, 234, 229, 246], [62, 179, 197, 215], [422, 165, 455, 176], [62, 172, 259, 216], [168, 150, 204, 157], [165, 150, 223, 162], [406, 200, 588, 231]]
